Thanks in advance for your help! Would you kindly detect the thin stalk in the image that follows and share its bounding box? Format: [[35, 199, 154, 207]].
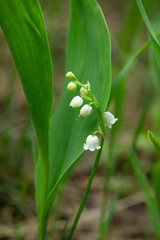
[[14, 177, 29, 240], [50, 189, 62, 240], [123, 82, 152, 174], [98, 187, 120, 240], [97, 136, 114, 240], [67, 138, 104, 240], [130, 151, 160, 240], [98, 84, 125, 240]]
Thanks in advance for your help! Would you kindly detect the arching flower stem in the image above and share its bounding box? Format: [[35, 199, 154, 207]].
[[72, 75, 105, 135], [92, 129, 104, 138]]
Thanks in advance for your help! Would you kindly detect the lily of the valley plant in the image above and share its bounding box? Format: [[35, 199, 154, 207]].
[[0, 0, 114, 239]]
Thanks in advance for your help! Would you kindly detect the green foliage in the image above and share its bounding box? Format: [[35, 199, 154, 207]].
[[138, 2, 160, 227], [148, 131, 160, 155], [119, 0, 152, 52], [109, 36, 159, 104], [150, 52, 160, 95], [0, 0, 53, 163], [153, 162, 160, 215], [0, 3, 54, 238], [130, 151, 160, 240], [126, 87, 160, 239], [41, 0, 111, 230], [0, 0, 111, 238], [148, 112, 160, 216], [136, 0, 160, 67]]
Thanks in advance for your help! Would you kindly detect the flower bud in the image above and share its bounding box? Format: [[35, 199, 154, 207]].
[[80, 104, 92, 117], [103, 111, 118, 129], [83, 135, 101, 151], [67, 82, 77, 92], [80, 87, 88, 97], [66, 71, 75, 79], [69, 96, 83, 108]]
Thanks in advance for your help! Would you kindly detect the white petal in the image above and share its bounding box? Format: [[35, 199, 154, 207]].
[[80, 104, 92, 117], [69, 96, 83, 108], [80, 87, 88, 97], [83, 144, 89, 150], [103, 111, 118, 129], [83, 135, 101, 152], [89, 147, 96, 151]]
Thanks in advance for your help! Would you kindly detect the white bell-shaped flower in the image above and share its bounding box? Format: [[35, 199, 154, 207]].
[[83, 135, 101, 151], [80, 87, 88, 97], [69, 96, 83, 108], [80, 104, 92, 117], [103, 111, 118, 129], [80, 82, 90, 96]]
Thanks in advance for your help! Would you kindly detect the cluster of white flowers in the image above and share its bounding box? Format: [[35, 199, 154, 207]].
[[67, 77, 91, 118], [83, 111, 118, 151], [66, 71, 118, 152]]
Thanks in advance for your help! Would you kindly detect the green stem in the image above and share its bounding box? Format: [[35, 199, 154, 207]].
[[97, 145, 110, 239], [50, 189, 62, 240], [38, 223, 47, 240], [37, 153, 49, 240], [67, 138, 104, 240], [74, 75, 105, 132], [74, 77, 100, 109], [93, 130, 103, 137]]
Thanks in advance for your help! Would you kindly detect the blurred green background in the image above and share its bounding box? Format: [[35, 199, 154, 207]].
[[0, 0, 160, 239]]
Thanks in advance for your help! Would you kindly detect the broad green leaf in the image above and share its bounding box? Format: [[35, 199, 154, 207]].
[[49, 0, 111, 192], [43, 0, 111, 222], [0, 0, 53, 161], [148, 131, 160, 155], [136, 0, 160, 67]]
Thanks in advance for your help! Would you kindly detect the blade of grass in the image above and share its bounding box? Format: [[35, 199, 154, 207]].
[[109, 32, 160, 104], [153, 162, 160, 215], [148, 131, 160, 155], [136, 0, 160, 66], [126, 83, 160, 239], [98, 187, 120, 240], [150, 52, 160, 94], [49, 189, 62, 240], [148, 131, 160, 215], [119, 0, 152, 52], [130, 151, 160, 240]]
